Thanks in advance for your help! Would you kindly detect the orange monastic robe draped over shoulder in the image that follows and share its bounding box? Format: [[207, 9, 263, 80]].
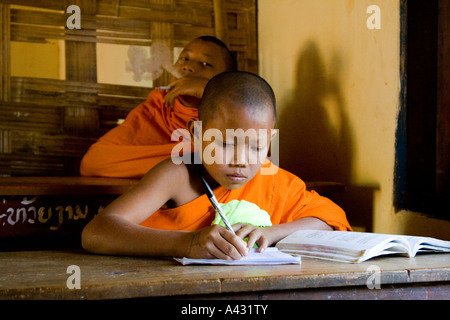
[[140, 163, 352, 232], [80, 89, 197, 178]]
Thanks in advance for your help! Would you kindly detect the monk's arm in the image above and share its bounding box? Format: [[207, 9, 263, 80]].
[[79, 141, 174, 178], [81, 159, 247, 259], [81, 160, 190, 256]]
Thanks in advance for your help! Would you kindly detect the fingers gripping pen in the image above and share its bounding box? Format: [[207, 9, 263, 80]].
[[201, 177, 235, 235]]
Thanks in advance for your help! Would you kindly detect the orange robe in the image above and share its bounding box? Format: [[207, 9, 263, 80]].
[[141, 163, 352, 231], [80, 89, 197, 178]]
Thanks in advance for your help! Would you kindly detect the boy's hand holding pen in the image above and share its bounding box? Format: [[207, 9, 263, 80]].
[[201, 177, 249, 260], [201, 177, 235, 234]]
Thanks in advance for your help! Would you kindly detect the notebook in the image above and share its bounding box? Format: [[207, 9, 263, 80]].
[[174, 247, 301, 266]]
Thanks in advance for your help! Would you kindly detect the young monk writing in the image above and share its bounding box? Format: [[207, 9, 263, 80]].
[[81, 71, 351, 260], [79, 36, 237, 178]]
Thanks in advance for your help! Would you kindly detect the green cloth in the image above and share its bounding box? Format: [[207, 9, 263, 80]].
[[211, 199, 272, 243], [211, 200, 272, 247]]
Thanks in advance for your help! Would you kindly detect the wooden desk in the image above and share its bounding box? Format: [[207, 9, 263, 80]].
[[0, 250, 448, 300]]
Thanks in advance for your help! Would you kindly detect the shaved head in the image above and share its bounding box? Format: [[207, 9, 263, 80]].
[[198, 71, 277, 125]]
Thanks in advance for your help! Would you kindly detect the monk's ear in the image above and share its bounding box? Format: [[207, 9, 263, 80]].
[[187, 118, 200, 141], [267, 129, 278, 157], [270, 128, 277, 140]]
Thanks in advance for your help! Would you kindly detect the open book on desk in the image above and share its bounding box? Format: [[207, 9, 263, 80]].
[[174, 247, 301, 266], [275, 230, 450, 263]]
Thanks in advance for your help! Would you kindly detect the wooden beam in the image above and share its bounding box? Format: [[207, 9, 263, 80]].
[[64, 0, 99, 136], [150, 0, 175, 87], [1, 3, 11, 102], [213, 0, 229, 46]]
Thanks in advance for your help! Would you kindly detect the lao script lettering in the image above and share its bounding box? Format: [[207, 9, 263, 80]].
[[0, 196, 103, 231]]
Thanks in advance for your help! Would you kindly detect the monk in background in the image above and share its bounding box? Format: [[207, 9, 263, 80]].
[[80, 36, 237, 178]]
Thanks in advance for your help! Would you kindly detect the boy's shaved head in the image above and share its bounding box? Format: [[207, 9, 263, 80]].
[[198, 71, 277, 125]]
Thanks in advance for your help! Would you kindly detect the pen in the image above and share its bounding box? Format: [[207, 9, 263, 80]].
[[201, 177, 236, 235]]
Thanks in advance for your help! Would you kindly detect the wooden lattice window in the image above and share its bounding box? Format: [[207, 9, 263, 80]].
[[0, 0, 257, 176]]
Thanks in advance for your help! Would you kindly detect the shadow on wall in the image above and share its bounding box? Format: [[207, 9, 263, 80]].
[[278, 40, 353, 184], [277, 40, 376, 231]]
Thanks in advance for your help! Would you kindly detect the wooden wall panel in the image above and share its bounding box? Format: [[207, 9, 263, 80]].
[[0, 0, 257, 176]]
